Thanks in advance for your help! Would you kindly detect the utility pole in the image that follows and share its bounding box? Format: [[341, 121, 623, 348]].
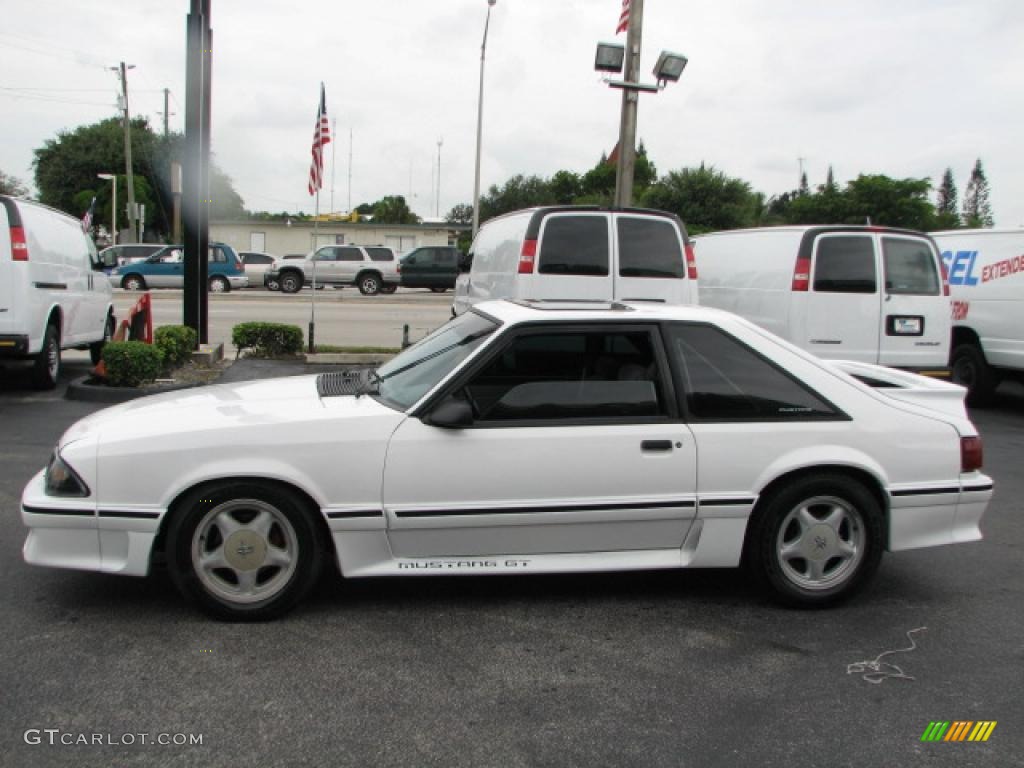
[[160, 88, 174, 137], [613, 0, 644, 208], [113, 62, 138, 241], [347, 127, 353, 214]]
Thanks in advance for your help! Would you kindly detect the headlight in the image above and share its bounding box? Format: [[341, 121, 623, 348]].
[[45, 451, 90, 497]]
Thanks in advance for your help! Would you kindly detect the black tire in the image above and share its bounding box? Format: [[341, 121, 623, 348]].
[[166, 481, 324, 621], [209, 275, 230, 293], [266, 278, 280, 291], [379, 284, 397, 294], [90, 313, 115, 365], [280, 272, 303, 294], [951, 343, 999, 407], [357, 273, 381, 295], [122, 274, 146, 291], [430, 287, 447, 293], [745, 473, 883, 608], [32, 322, 61, 390]]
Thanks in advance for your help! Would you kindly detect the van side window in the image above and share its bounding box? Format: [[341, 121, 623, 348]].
[[882, 238, 940, 295], [617, 217, 685, 278], [538, 217, 609, 276], [813, 236, 876, 293], [667, 323, 841, 421]]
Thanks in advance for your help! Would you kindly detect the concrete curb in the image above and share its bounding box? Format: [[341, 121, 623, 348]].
[[65, 377, 202, 404]]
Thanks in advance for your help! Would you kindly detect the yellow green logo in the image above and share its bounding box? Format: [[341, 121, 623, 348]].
[[921, 721, 997, 742]]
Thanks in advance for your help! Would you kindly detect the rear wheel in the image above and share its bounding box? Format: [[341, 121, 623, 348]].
[[280, 272, 303, 294], [746, 474, 883, 607], [951, 343, 999, 407], [32, 323, 61, 390], [430, 287, 447, 293], [358, 273, 381, 295], [122, 274, 146, 291], [90, 313, 115, 365], [166, 482, 324, 621], [209, 275, 230, 293]]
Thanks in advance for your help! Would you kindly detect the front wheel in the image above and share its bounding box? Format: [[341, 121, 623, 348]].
[[209, 275, 230, 293], [122, 274, 146, 291], [32, 323, 61, 390], [166, 482, 324, 621], [745, 474, 883, 608], [280, 272, 303, 294], [357, 273, 381, 295]]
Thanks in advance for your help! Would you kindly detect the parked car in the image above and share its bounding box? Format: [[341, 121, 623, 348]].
[[239, 251, 278, 288], [399, 245, 463, 291], [694, 226, 950, 375], [111, 242, 248, 292], [1, 195, 115, 388], [98, 243, 165, 270], [20, 300, 991, 620], [263, 254, 307, 291], [932, 228, 1024, 404], [453, 206, 698, 315], [265, 245, 399, 295]]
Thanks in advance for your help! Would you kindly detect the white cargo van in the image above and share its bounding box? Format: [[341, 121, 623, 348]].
[[0, 196, 115, 389], [452, 206, 698, 315], [694, 226, 950, 373], [933, 228, 1024, 404]]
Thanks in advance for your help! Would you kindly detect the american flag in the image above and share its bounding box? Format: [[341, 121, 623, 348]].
[[81, 196, 96, 233], [616, 0, 630, 34], [307, 83, 331, 196]]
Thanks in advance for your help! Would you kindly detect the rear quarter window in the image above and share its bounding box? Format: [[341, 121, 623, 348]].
[[617, 217, 685, 278], [538, 216, 609, 276], [366, 247, 394, 262]]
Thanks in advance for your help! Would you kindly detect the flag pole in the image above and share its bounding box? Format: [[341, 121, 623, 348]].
[[309, 190, 318, 353]]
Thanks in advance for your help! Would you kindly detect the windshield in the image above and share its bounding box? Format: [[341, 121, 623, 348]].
[[374, 311, 499, 410]]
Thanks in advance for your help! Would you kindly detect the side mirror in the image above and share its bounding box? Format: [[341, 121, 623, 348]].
[[425, 397, 474, 429]]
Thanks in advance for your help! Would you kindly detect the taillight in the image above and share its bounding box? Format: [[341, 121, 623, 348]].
[[396, 262, 402, 274], [792, 256, 811, 291], [518, 239, 537, 274], [10, 225, 28, 261], [684, 243, 698, 280], [961, 436, 983, 472], [938, 257, 950, 297]]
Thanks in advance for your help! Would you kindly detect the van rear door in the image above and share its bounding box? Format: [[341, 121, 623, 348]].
[[802, 233, 881, 363], [0, 201, 13, 336], [612, 213, 692, 304], [877, 234, 948, 370], [529, 212, 613, 301]]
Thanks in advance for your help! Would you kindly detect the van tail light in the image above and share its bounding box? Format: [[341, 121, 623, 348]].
[[396, 262, 401, 274], [961, 436, 983, 472], [792, 255, 811, 291], [518, 239, 537, 274], [684, 243, 698, 280], [10, 225, 29, 261], [938, 257, 950, 297]]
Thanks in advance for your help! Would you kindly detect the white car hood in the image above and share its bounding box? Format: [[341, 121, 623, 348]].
[[60, 375, 394, 448]]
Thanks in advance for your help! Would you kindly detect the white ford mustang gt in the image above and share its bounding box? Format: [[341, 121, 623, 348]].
[[21, 301, 992, 620]]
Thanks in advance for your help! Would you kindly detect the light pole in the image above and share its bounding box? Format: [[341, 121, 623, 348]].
[[595, 0, 687, 207], [436, 137, 443, 218], [472, 0, 497, 239], [97, 173, 117, 245]]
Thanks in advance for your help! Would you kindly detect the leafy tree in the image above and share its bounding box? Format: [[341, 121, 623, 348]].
[[934, 168, 959, 229], [962, 158, 994, 228], [824, 165, 837, 193], [479, 174, 554, 221], [841, 174, 935, 230], [370, 195, 419, 225], [0, 169, 29, 197], [798, 171, 810, 196], [445, 203, 473, 225], [549, 170, 582, 204], [640, 165, 760, 234], [634, 141, 657, 192]]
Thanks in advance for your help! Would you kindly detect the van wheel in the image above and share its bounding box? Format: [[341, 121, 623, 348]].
[[32, 323, 61, 390], [90, 313, 115, 365], [209, 276, 230, 293], [166, 481, 324, 621], [280, 272, 303, 294], [951, 343, 998, 407], [357, 273, 381, 295], [122, 274, 146, 291], [745, 473, 883, 608]]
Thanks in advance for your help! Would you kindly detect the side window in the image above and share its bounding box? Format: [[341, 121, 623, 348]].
[[462, 329, 666, 423], [207, 247, 227, 263], [366, 247, 394, 262], [247, 253, 273, 265], [336, 247, 363, 262], [313, 247, 337, 262], [617, 217, 685, 278], [437, 249, 457, 265], [882, 238, 940, 295], [667, 323, 841, 421], [813, 236, 876, 293], [159, 249, 184, 263], [538, 216, 609, 276]]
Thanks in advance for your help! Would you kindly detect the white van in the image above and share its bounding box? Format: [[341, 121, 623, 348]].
[[0, 196, 115, 389], [933, 228, 1024, 404], [694, 226, 950, 374], [452, 206, 698, 315]]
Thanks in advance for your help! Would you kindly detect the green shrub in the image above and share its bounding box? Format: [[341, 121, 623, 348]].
[[154, 325, 198, 368], [102, 341, 164, 387], [232, 322, 304, 358]]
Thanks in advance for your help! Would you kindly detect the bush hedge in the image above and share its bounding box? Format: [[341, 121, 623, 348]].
[[101, 341, 164, 387], [232, 322, 304, 357], [154, 325, 198, 368]]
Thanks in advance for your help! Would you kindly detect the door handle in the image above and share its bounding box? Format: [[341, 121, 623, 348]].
[[641, 440, 674, 452]]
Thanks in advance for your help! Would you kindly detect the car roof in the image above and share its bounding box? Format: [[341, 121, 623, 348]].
[[471, 299, 740, 327]]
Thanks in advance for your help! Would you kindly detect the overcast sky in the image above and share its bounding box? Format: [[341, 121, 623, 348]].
[[2, 0, 1022, 225]]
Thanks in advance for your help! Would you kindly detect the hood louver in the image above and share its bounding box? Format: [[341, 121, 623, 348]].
[[316, 371, 364, 398]]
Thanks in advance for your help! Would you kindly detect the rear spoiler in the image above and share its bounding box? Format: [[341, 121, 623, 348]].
[[829, 360, 968, 419]]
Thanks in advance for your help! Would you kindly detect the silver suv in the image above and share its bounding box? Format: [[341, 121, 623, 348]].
[[267, 245, 399, 295]]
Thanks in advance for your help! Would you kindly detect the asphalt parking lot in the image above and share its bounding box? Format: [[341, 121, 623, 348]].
[[1, 357, 1022, 768]]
